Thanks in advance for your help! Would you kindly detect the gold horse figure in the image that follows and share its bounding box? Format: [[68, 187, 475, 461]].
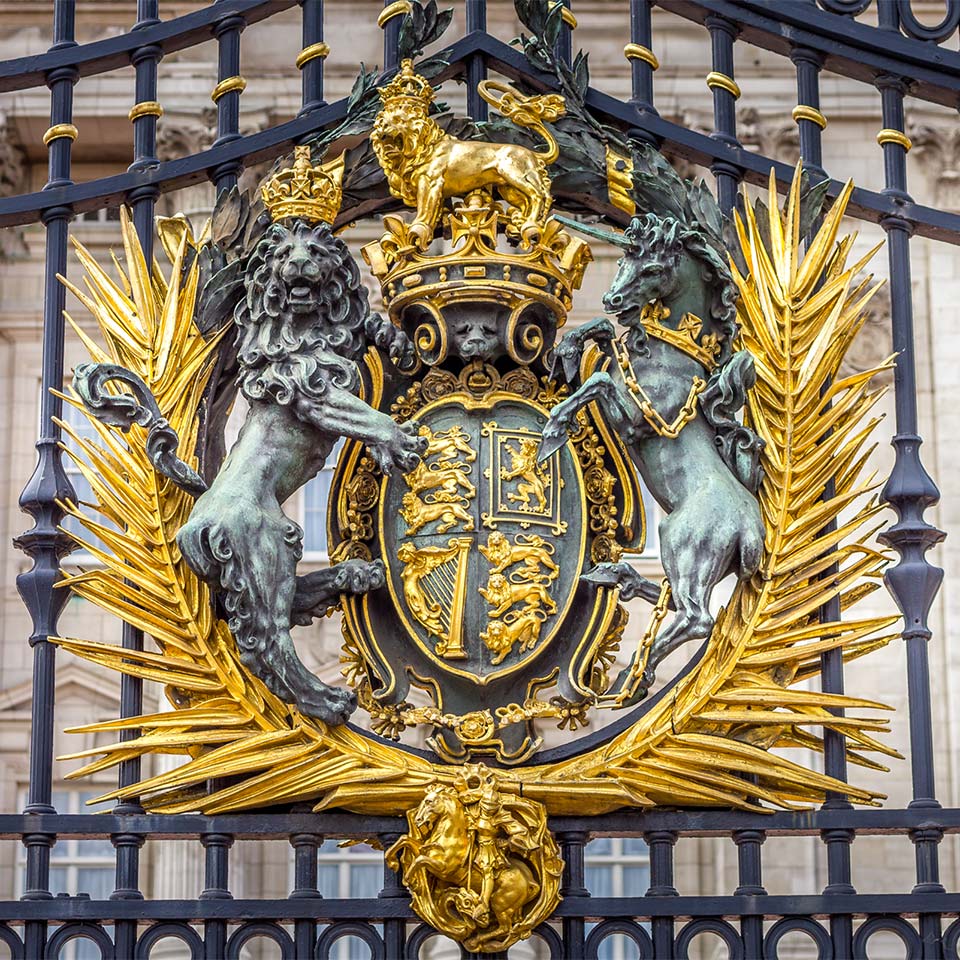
[[386, 766, 561, 952], [501, 439, 551, 513]]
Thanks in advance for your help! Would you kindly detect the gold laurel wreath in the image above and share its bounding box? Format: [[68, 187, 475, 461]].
[[55, 167, 899, 815]]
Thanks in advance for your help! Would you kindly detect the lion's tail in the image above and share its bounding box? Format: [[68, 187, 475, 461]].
[[477, 80, 565, 166]]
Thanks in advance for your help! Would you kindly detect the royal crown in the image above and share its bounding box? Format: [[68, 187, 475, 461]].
[[378, 58, 435, 107], [362, 192, 592, 332], [261, 145, 344, 224]]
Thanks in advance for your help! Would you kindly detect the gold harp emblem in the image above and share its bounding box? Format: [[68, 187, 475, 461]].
[[397, 538, 472, 659]]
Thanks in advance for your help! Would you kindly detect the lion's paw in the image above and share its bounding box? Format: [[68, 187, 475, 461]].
[[297, 683, 357, 726]]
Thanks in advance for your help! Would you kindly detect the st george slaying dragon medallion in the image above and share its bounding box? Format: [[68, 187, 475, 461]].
[[57, 3, 901, 951]]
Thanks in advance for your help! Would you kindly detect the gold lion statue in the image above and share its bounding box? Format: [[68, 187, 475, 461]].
[[371, 60, 564, 249]]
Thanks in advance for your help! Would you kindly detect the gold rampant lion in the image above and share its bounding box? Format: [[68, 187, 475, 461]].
[[501, 438, 552, 513], [371, 60, 565, 249]]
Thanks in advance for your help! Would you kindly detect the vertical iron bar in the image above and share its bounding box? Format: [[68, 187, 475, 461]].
[[299, 0, 327, 118], [557, 830, 588, 959], [626, 0, 659, 144], [874, 67, 946, 957], [210, 6, 246, 196], [704, 14, 741, 217], [290, 832, 322, 958], [791, 46, 828, 184], [644, 830, 678, 958], [111, 9, 158, 955], [382, 0, 402, 73], [791, 38, 857, 959], [200, 832, 233, 959], [15, 4, 78, 955], [379, 832, 408, 959], [466, 0, 488, 122], [128, 0, 162, 261], [733, 830, 765, 957], [821, 827, 855, 956]]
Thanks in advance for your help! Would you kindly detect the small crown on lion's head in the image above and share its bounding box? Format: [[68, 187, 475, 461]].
[[260, 145, 344, 225], [378, 58, 435, 107]]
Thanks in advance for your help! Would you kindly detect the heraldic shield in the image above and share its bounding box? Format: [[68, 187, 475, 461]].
[[382, 396, 580, 681], [331, 346, 644, 764]]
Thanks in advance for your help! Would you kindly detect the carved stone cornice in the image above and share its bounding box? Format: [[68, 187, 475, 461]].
[[156, 108, 218, 161], [0, 121, 27, 261], [738, 107, 799, 165], [908, 120, 960, 210]]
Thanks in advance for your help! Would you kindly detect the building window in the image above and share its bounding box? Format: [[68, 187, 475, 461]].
[[585, 837, 650, 960], [316, 840, 383, 960], [16, 789, 114, 960], [59, 399, 117, 558], [79, 206, 121, 223], [302, 439, 344, 558]]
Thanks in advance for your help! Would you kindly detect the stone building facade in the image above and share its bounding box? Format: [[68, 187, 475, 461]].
[[0, 3, 956, 958]]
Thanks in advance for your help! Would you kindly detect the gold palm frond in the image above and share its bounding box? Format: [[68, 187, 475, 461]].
[[57, 165, 899, 817]]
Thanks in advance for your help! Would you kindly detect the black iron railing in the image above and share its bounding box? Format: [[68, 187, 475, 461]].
[[0, 1, 954, 957]]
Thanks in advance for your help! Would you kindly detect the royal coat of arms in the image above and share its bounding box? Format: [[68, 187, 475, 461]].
[[55, 3, 901, 952]]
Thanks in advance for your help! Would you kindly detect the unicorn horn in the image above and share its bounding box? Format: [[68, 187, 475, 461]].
[[552, 213, 632, 249]]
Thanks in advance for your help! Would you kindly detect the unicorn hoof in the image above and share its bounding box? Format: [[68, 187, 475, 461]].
[[537, 422, 568, 462]]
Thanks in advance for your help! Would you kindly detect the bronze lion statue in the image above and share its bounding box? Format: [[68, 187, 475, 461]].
[[177, 219, 425, 725]]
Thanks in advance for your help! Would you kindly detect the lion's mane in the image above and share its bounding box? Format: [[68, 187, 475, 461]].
[[370, 100, 445, 205], [235, 220, 371, 409]]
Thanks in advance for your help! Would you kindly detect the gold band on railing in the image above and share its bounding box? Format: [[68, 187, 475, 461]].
[[377, 1, 412, 27], [792, 105, 827, 129], [211, 76, 247, 103], [624, 43, 659, 70], [549, 2, 578, 28], [42, 123, 78, 147], [877, 128, 912, 151], [128, 101, 163, 122], [296, 42, 330, 69], [706, 72, 741, 99]]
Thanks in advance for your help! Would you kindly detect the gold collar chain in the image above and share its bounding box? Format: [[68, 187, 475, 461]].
[[614, 338, 707, 439], [639, 301, 721, 373]]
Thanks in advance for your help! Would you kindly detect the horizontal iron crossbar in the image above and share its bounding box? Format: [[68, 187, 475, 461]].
[[2, 894, 959, 922], [663, 0, 960, 107], [3, 807, 960, 840], [0, 32, 959, 248], [0, 0, 298, 93]]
